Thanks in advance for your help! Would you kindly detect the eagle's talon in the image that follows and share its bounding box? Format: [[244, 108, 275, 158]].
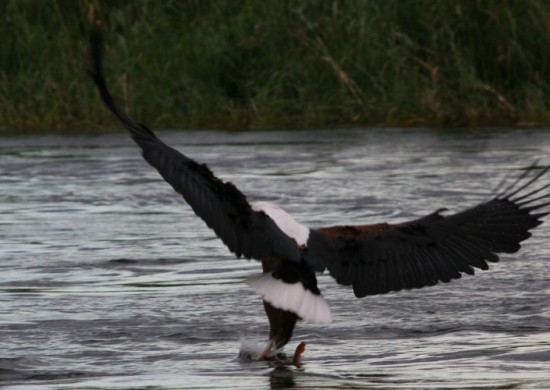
[[257, 339, 276, 361], [258, 341, 306, 368]]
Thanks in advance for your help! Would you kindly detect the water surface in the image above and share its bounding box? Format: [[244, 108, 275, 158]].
[[1, 128, 549, 389]]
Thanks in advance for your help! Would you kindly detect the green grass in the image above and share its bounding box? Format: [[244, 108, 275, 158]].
[[2, 0, 550, 134]]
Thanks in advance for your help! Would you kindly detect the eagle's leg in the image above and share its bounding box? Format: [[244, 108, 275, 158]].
[[262, 300, 298, 352], [258, 258, 299, 360]]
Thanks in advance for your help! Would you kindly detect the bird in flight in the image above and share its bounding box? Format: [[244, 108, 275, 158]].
[[90, 26, 549, 365]]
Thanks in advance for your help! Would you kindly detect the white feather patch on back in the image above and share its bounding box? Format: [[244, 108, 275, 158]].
[[246, 273, 332, 324], [251, 202, 310, 246]]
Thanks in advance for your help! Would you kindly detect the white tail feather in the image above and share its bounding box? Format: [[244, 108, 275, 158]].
[[246, 273, 332, 324]]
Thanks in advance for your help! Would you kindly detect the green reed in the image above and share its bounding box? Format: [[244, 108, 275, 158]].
[[2, 0, 550, 134]]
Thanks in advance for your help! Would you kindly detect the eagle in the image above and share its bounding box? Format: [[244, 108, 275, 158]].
[[89, 27, 549, 365]]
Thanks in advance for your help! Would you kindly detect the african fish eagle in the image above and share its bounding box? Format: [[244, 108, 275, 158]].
[[89, 27, 549, 364]]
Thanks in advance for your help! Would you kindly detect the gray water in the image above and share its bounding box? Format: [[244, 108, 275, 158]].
[[1, 128, 549, 389]]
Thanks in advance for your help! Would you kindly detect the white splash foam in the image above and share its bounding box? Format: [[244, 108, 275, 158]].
[[238, 338, 271, 360]]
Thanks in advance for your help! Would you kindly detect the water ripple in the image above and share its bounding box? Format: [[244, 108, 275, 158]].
[[1, 128, 549, 389]]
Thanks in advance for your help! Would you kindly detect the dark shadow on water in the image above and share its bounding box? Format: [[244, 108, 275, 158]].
[[266, 365, 396, 389], [268, 366, 298, 388]]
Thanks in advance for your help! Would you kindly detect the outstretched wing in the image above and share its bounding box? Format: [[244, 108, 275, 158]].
[[307, 165, 550, 297], [89, 27, 301, 263]]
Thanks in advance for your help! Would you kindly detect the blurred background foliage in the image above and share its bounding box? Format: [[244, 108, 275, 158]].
[[1, 0, 550, 133]]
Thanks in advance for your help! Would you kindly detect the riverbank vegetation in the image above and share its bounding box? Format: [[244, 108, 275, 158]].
[[2, 0, 550, 133]]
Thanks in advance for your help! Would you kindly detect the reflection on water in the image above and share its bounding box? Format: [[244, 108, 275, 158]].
[[1, 128, 549, 389]]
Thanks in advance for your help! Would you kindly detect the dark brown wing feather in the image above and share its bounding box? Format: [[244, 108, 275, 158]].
[[307, 165, 550, 297], [89, 27, 301, 263]]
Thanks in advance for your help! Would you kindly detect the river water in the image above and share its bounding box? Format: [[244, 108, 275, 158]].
[[1, 128, 549, 389]]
